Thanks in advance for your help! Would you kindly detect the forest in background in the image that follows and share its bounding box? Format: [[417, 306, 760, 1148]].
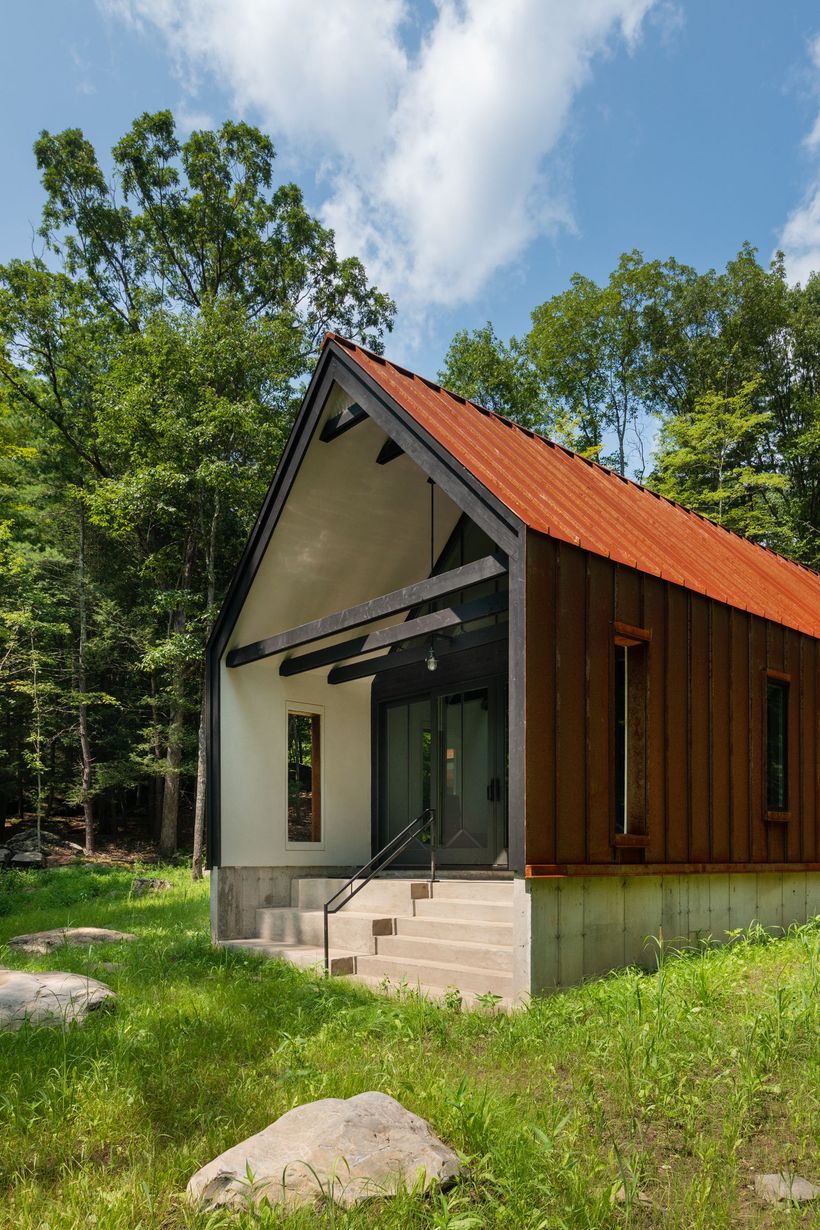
[[1, 112, 818, 873]]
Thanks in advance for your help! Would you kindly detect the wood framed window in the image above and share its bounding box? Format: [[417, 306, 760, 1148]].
[[613, 623, 650, 846], [287, 709, 322, 843], [765, 672, 790, 819]]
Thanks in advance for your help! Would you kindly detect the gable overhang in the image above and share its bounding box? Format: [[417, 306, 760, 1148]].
[[206, 339, 527, 868]]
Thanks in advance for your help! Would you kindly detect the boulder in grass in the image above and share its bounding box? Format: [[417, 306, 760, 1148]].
[[7, 926, 136, 954], [186, 1091, 462, 1211], [754, 1173, 820, 1204], [131, 877, 172, 897], [10, 850, 45, 869], [0, 968, 115, 1031], [0, 847, 10, 867]]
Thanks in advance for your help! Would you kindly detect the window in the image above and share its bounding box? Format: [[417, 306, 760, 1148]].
[[287, 710, 321, 842], [766, 676, 789, 814], [613, 624, 649, 839]]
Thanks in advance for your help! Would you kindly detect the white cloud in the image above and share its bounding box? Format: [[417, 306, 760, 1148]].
[[778, 35, 820, 285], [100, 0, 655, 310]]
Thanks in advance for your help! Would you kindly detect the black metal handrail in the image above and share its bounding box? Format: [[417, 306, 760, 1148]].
[[323, 808, 436, 973]]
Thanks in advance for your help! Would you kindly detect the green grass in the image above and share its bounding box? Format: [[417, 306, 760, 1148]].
[[0, 865, 817, 1229]]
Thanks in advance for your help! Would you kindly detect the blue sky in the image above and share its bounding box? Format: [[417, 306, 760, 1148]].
[[2, 1, 819, 380]]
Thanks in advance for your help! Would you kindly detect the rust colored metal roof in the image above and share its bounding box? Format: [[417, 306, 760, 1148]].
[[328, 335, 820, 639]]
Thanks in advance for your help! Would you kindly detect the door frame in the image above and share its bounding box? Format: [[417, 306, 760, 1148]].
[[372, 643, 508, 868]]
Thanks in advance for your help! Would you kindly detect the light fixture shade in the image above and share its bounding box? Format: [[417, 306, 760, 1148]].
[[425, 644, 438, 672]]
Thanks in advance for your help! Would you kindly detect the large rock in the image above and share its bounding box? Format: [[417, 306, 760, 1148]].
[[187, 1092, 462, 1211], [754, 1172, 820, 1204], [0, 847, 10, 867], [10, 850, 45, 869], [0, 968, 115, 1031], [7, 926, 137, 954]]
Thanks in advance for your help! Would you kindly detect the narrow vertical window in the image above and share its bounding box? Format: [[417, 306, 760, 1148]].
[[613, 624, 649, 839], [766, 677, 789, 814], [614, 644, 628, 834], [287, 711, 321, 842]]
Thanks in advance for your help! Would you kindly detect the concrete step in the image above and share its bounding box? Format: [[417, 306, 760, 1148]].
[[347, 973, 512, 1012], [413, 898, 513, 924], [219, 938, 355, 975], [354, 953, 512, 997], [256, 907, 392, 952], [374, 933, 512, 972], [395, 914, 513, 946], [431, 880, 513, 903], [292, 877, 430, 912]]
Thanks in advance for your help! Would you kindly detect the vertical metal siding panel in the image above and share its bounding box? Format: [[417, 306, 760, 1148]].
[[666, 585, 689, 862], [555, 545, 587, 864], [586, 554, 614, 862], [766, 623, 785, 863], [710, 602, 731, 861], [749, 617, 767, 862], [801, 636, 816, 861], [615, 565, 642, 628], [524, 532, 556, 866], [784, 629, 801, 862], [644, 577, 667, 863], [689, 595, 711, 861], [730, 611, 751, 862]]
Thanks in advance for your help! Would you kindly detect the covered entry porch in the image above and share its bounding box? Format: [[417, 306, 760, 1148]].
[[209, 357, 522, 999]]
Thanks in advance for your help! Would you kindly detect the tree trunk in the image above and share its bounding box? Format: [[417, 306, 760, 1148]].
[[78, 504, 95, 855], [149, 672, 164, 838], [158, 702, 185, 857], [191, 496, 218, 881], [191, 690, 207, 880], [158, 533, 196, 859]]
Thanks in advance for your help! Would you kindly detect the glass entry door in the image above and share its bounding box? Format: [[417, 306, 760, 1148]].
[[379, 680, 506, 866]]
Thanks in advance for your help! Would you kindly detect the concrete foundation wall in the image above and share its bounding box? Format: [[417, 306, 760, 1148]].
[[515, 871, 820, 997], [212, 864, 360, 940]]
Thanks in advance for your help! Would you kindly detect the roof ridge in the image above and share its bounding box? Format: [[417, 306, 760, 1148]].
[[324, 333, 820, 585]]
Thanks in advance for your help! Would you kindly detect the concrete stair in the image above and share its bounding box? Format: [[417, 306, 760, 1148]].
[[222, 876, 515, 1007]]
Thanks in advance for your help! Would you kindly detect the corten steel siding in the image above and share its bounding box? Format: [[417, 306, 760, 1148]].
[[524, 532, 820, 871]]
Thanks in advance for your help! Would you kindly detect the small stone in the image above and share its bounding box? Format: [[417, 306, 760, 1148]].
[[612, 1185, 653, 1207], [754, 1173, 820, 1205], [7, 927, 137, 954], [0, 847, 10, 867], [187, 1091, 462, 1211], [0, 968, 115, 1031], [10, 850, 45, 869], [99, 962, 122, 973], [131, 877, 172, 897]]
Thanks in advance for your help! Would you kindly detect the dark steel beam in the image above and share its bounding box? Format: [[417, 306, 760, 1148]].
[[319, 402, 367, 442], [328, 622, 507, 684], [280, 590, 508, 676], [227, 553, 508, 668], [376, 438, 404, 465]]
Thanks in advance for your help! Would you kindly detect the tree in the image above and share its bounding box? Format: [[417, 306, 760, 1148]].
[[437, 323, 546, 429], [528, 251, 669, 476], [0, 112, 394, 869], [652, 379, 788, 536]]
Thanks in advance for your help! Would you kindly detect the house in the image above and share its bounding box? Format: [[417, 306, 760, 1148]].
[[206, 333, 820, 1004]]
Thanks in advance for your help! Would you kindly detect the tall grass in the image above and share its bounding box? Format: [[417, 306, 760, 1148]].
[[0, 865, 817, 1228]]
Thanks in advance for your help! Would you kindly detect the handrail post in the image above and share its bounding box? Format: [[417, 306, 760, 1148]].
[[430, 808, 437, 884], [323, 902, 329, 974]]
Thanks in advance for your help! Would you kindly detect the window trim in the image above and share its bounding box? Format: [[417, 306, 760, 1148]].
[[765, 671, 791, 821], [285, 702, 325, 850]]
